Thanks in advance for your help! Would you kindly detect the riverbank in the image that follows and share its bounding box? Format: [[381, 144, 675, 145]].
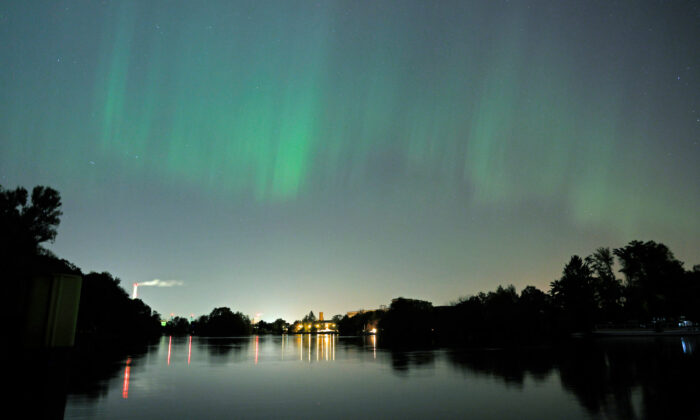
[[591, 328, 700, 337]]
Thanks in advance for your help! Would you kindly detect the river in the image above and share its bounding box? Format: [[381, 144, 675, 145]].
[[56, 334, 698, 419]]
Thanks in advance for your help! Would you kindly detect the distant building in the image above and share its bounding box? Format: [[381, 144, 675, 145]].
[[293, 311, 338, 333]]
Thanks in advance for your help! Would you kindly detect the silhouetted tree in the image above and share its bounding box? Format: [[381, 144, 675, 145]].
[[271, 318, 289, 334], [191, 315, 209, 335], [483, 285, 519, 337], [586, 247, 624, 323], [337, 310, 383, 335], [520, 285, 548, 311], [254, 320, 271, 334], [3, 185, 74, 338], [683, 266, 700, 322], [196, 307, 251, 336], [76, 271, 162, 343], [1, 185, 62, 259], [614, 240, 685, 320], [550, 255, 596, 332], [164, 317, 191, 335], [379, 298, 433, 344], [302, 311, 316, 322], [518, 285, 553, 338]]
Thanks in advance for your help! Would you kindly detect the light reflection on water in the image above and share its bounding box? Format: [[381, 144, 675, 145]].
[[147, 334, 347, 367], [121, 358, 130, 400], [60, 335, 700, 420]]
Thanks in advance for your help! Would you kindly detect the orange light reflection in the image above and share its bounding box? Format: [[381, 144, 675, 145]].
[[372, 334, 377, 359], [298, 334, 303, 361], [254, 336, 259, 365]]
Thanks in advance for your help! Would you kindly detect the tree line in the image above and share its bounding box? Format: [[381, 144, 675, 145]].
[[164, 308, 253, 336], [372, 242, 700, 346], [5, 184, 699, 346], [154, 239, 700, 343]]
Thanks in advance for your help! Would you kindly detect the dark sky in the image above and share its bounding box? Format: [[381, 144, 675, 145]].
[[1, 0, 698, 322]]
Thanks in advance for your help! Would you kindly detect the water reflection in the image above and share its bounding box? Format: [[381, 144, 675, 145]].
[[254, 335, 259, 364], [167, 336, 171, 365], [55, 335, 700, 420], [187, 335, 192, 364], [389, 350, 436, 375], [196, 337, 249, 364], [444, 337, 700, 419], [286, 334, 336, 362], [158, 334, 342, 366], [446, 347, 555, 388], [121, 358, 131, 399], [66, 340, 152, 401], [681, 337, 694, 354]]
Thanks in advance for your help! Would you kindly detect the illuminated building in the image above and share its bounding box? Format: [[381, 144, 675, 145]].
[[293, 311, 338, 333]]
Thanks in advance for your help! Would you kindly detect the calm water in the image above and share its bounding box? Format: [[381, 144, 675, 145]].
[[57, 335, 699, 419]]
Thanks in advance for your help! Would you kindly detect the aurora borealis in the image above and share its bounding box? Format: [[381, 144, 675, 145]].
[[1, 1, 698, 321]]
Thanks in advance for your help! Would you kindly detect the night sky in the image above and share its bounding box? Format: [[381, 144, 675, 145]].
[[1, 1, 698, 322]]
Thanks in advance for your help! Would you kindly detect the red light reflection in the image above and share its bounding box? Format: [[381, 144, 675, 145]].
[[167, 336, 172, 366], [122, 358, 131, 399], [188, 335, 192, 365]]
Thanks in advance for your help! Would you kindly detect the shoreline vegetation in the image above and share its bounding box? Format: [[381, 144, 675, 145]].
[[5, 185, 700, 352]]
